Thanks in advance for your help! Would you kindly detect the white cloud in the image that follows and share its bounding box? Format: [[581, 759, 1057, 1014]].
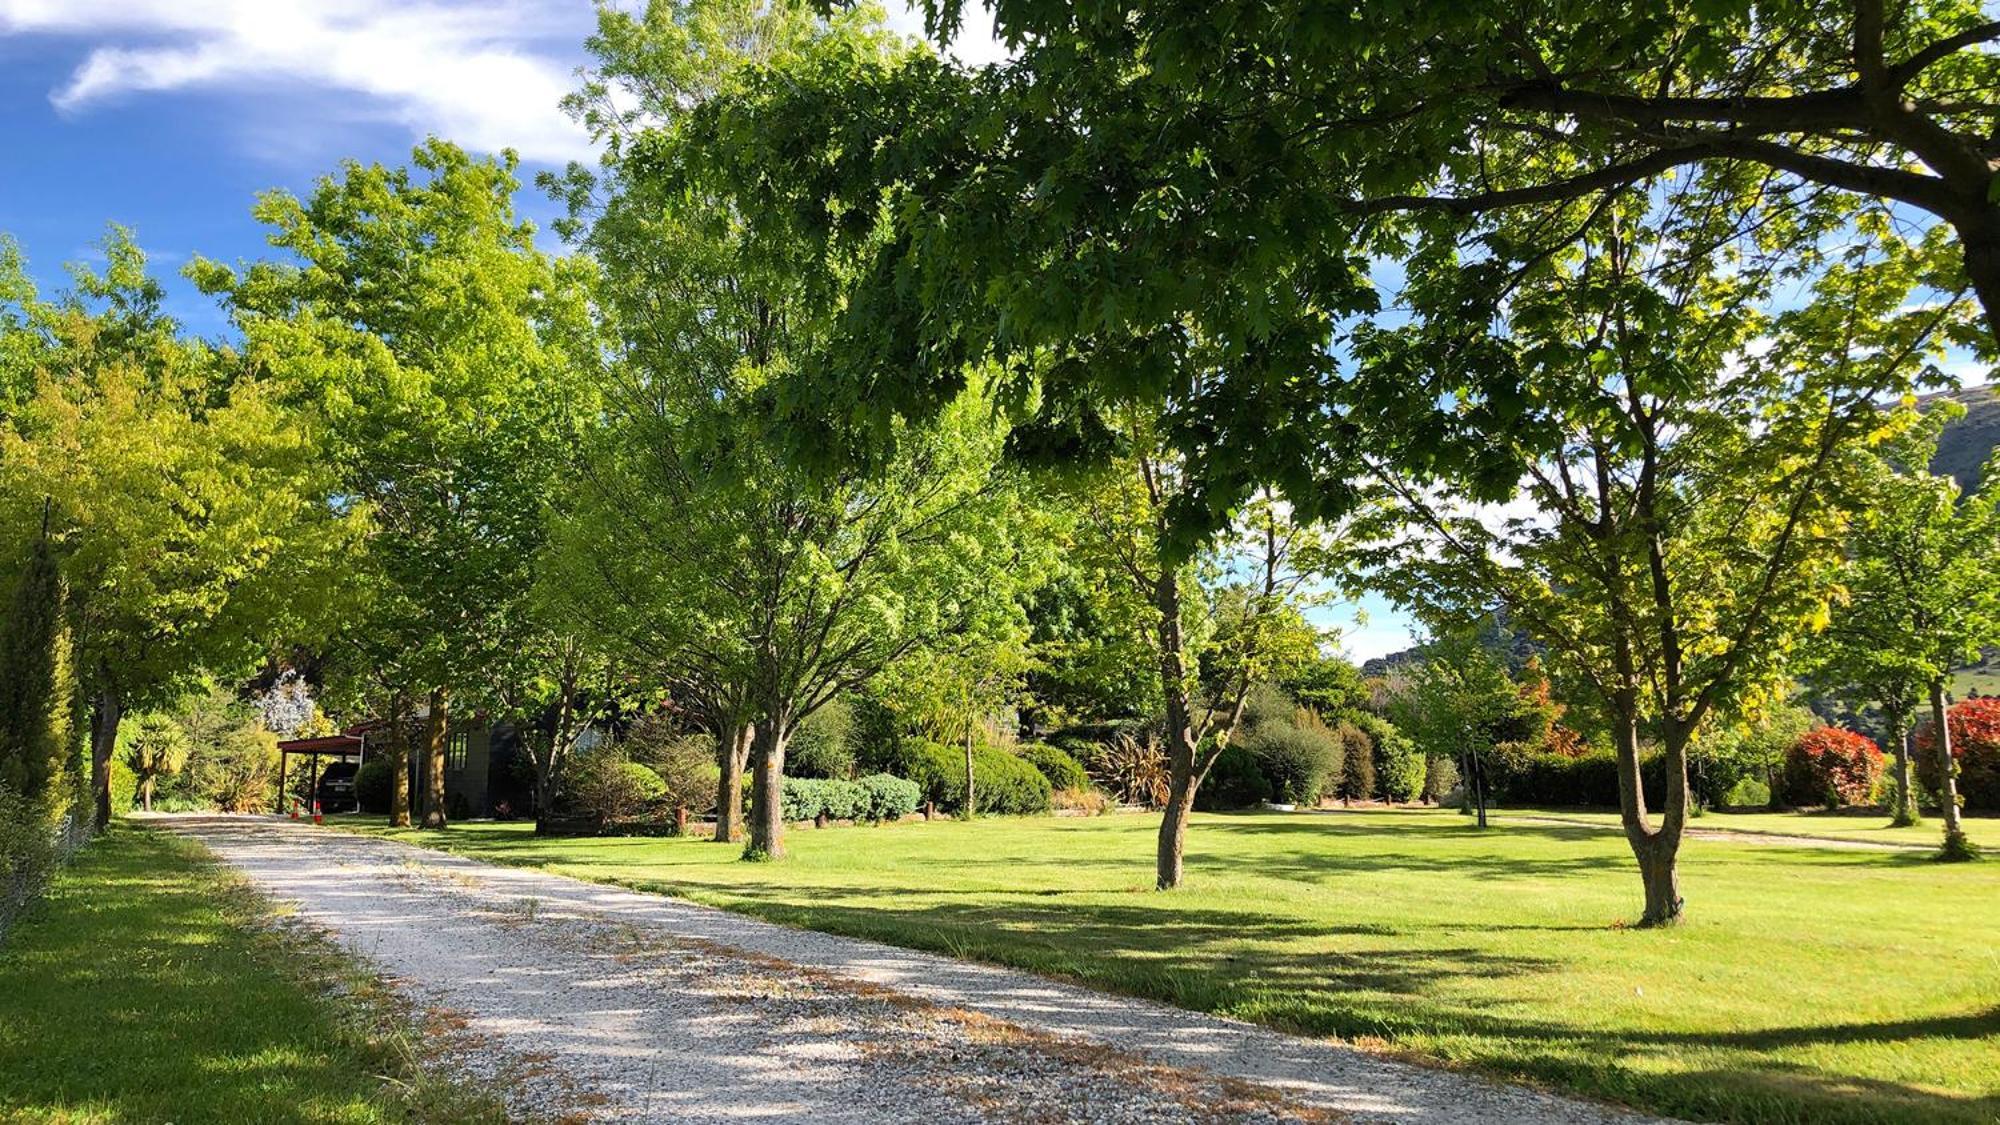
[[0, 0, 595, 164], [883, 1, 1010, 67]]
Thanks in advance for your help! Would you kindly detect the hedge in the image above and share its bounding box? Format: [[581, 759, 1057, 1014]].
[[1916, 697, 2000, 812], [1486, 746, 1671, 808], [892, 739, 1052, 815], [856, 773, 922, 821]]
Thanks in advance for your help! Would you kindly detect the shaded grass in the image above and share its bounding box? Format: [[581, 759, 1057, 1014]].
[[350, 807, 2000, 1125], [0, 825, 503, 1124]]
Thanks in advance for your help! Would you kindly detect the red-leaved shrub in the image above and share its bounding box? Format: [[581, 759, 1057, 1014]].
[[1779, 728, 1884, 808], [1915, 697, 2000, 813]]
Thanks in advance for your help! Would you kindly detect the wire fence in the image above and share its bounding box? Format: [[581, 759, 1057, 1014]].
[[0, 804, 95, 948]]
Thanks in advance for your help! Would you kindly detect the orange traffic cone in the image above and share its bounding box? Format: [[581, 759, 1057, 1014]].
[[312, 799, 323, 825], [289, 799, 300, 820]]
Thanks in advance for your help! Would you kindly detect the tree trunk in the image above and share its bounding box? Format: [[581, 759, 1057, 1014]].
[[962, 726, 976, 818], [1959, 223, 2000, 352], [388, 694, 412, 828], [532, 757, 554, 833], [1151, 568, 1201, 890], [90, 683, 121, 830], [714, 722, 751, 843], [1885, 705, 1918, 828], [745, 719, 789, 860], [1929, 678, 1974, 859], [1468, 747, 1489, 828], [422, 688, 449, 830], [1155, 765, 1197, 890], [140, 775, 153, 813], [1614, 703, 1688, 926]]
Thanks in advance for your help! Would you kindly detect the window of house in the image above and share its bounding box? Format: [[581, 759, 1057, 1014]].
[[447, 732, 469, 772]]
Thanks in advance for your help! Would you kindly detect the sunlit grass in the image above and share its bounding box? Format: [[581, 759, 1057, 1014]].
[[0, 826, 499, 1124], [356, 807, 2000, 1124]]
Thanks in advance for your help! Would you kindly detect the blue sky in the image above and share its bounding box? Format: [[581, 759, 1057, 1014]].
[[0, 0, 1416, 661]]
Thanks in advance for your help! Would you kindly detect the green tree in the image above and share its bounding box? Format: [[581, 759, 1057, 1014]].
[[2, 231, 341, 828], [546, 0, 1030, 860], [1059, 418, 1340, 887], [1384, 633, 1524, 828], [196, 141, 586, 829], [1832, 404, 2000, 857], [1363, 180, 1960, 923], [0, 513, 74, 810]]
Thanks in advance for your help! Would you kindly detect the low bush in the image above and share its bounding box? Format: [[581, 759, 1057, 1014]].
[[856, 773, 921, 821], [1196, 743, 1272, 810], [892, 739, 1053, 815], [1016, 743, 1090, 792], [781, 777, 869, 822], [1915, 697, 2000, 812], [627, 722, 720, 811], [353, 756, 394, 814], [1252, 723, 1341, 805], [1779, 728, 1884, 809], [563, 754, 667, 826]]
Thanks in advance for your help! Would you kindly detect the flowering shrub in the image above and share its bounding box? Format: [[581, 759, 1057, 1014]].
[[1915, 697, 2000, 813], [1779, 728, 1883, 808]]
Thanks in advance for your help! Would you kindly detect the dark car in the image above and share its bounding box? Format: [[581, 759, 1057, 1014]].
[[316, 761, 360, 813]]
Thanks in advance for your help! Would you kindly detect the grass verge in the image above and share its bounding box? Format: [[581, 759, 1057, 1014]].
[[346, 807, 2000, 1125], [0, 824, 506, 1124]]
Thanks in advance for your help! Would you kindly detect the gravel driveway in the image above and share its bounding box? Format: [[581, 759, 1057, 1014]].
[[155, 815, 1667, 1124]]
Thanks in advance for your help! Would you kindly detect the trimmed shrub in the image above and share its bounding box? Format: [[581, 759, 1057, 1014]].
[[781, 777, 868, 822], [1331, 720, 1373, 803], [354, 756, 394, 814], [1916, 697, 2000, 813], [1017, 742, 1090, 792], [1196, 742, 1272, 810], [1355, 714, 1423, 803], [857, 773, 921, 821], [1251, 723, 1340, 805], [892, 739, 1052, 815], [1779, 728, 1884, 808]]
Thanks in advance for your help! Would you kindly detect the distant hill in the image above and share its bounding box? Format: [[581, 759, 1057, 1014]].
[[1929, 383, 1998, 494]]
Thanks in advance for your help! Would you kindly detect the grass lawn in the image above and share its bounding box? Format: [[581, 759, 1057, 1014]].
[[1495, 807, 2000, 851], [353, 807, 2000, 1125], [0, 825, 499, 1124]]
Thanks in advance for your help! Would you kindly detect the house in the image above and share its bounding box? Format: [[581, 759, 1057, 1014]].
[[277, 718, 530, 819]]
